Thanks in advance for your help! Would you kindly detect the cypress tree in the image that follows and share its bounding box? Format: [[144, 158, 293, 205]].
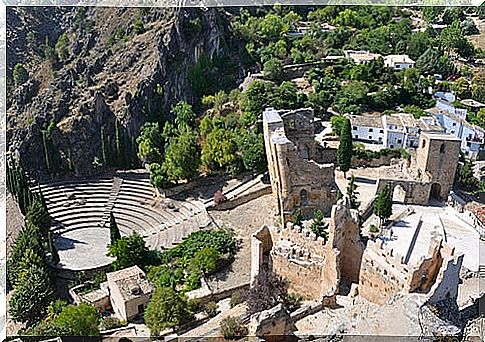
[[41, 130, 51, 172], [100, 125, 107, 166], [374, 183, 393, 227], [26, 199, 52, 240], [48, 231, 60, 265], [109, 212, 121, 244], [115, 119, 122, 167], [347, 175, 360, 210], [337, 118, 353, 178]]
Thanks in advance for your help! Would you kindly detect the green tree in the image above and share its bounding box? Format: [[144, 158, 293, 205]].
[[330, 115, 347, 136], [235, 131, 266, 173], [347, 175, 360, 210], [149, 162, 168, 188], [263, 58, 284, 82], [310, 209, 328, 240], [107, 232, 150, 270], [9, 264, 55, 325], [25, 199, 52, 239], [109, 212, 121, 244], [457, 159, 478, 190], [162, 129, 200, 182], [337, 118, 353, 177], [172, 101, 197, 129], [144, 287, 194, 335], [55, 33, 70, 61], [188, 247, 221, 276], [220, 316, 248, 340], [136, 122, 163, 163], [472, 73, 485, 103], [48, 231, 59, 265], [451, 77, 470, 99], [291, 208, 303, 226], [54, 303, 101, 336], [374, 183, 393, 227], [8, 222, 45, 286], [13, 64, 28, 85], [201, 128, 238, 171], [133, 18, 145, 34]]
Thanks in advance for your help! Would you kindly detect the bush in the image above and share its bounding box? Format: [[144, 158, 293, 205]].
[[230, 291, 244, 308], [100, 316, 125, 331], [369, 224, 378, 233], [220, 316, 248, 340], [204, 301, 218, 317], [13, 63, 28, 85]]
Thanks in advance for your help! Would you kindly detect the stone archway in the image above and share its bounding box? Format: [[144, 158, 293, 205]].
[[392, 184, 407, 203], [430, 183, 442, 201]]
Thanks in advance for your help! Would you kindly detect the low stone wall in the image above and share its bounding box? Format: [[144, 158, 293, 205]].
[[351, 154, 398, 168], [209, 185, 271, 211], [186, 280, 250, 306]]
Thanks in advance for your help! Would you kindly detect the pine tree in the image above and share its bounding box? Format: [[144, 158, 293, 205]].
[[109, 212, 121, 244], [347, 175, 360, 210], [291, 208, 303, 226], [26, 199, 52, 240], [310, 209, 328, 240], [337, 118, 353, 178], [9, 264, 55, 325], [374, 183, 393, 227]]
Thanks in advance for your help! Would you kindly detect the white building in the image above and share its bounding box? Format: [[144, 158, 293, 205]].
[[350, 115, 385, 144], [343, 50, 382, 65], [349, 113, 443, 149], [383, 54, 415, 70], [426, 93, 485, 159]]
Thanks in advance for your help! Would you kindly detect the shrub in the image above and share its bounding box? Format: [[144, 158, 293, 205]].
[[214, 190, 227, 205], [230, 291, 243, 308], [204, 301, 218, 317], [100, 316, 125, 331], [13, 63, 28, 85], [369, 224, 379, 233], [220, 316, 248, 340], [133, 18, 145, 34]]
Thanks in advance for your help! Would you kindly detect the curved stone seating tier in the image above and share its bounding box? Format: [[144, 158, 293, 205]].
[[38, 172, 213, 271]]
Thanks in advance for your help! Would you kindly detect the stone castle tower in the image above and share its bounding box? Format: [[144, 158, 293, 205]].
[[415, 132, 461, 201], [263, 108, 338, 223]]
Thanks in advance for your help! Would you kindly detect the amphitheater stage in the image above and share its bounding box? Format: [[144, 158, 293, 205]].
[[55, 227, 114, 271], [39, 170, 215, 271]]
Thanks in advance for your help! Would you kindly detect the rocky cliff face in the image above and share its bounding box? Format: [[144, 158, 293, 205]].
[[7, 7, 247, 180]]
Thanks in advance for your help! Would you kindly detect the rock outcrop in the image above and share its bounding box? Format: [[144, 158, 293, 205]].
[[7, 7, 247, 179]]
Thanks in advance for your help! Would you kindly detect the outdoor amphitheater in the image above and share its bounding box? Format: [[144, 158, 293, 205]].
[[39, 170, 213, 271]]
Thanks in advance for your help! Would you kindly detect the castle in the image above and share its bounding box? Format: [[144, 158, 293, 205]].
[[254, 108, 464, 306]]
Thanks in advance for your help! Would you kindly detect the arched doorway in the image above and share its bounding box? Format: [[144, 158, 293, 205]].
[[392, 184, 406, 203], [429, 183, 442, 201]]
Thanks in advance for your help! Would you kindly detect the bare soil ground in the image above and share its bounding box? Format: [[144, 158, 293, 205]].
[[207, 194, 277, 292]]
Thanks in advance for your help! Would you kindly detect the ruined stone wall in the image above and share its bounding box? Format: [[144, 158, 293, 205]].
[[426, 244, 464, 304], [408, 239, 443, 293], [326, 197, 365, 288], [263, 108, 337, 223], [270, 223, 327, 300], [375, 178, 432, 205], [358, 239, 411, 305]]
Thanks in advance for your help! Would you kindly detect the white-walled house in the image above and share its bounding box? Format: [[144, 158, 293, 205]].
[[349, 113, 443, 149], [427, 94, 485, 159], [383, 55, 415, 70], [350, 115, 385, 144], [343, 50, 382, 65]]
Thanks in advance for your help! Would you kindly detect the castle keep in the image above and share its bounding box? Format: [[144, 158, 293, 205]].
[[263, 108, 338, 223]]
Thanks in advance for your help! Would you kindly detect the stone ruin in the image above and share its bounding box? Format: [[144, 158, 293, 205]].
[[263, 108, 339, 223], [256, 107, 465, 316], [251, 196, 364, 302]]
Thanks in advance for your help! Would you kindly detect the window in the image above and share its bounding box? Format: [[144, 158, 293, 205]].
[[379, 137, 383, 142], [452, 122, 456, 126], [422, 140, 426, 148], [380, 129, 384, 133], [300, 189, 309, 205], [369, 136, 372, 140], [138, 304, 145, 314], [353, 126, 357, 130], [397, 139, 402, 144], [354, 135, 358, 139], [451, 130, 455, 134], [369, 128, 373, 132], [440, 144, 445, 154]]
